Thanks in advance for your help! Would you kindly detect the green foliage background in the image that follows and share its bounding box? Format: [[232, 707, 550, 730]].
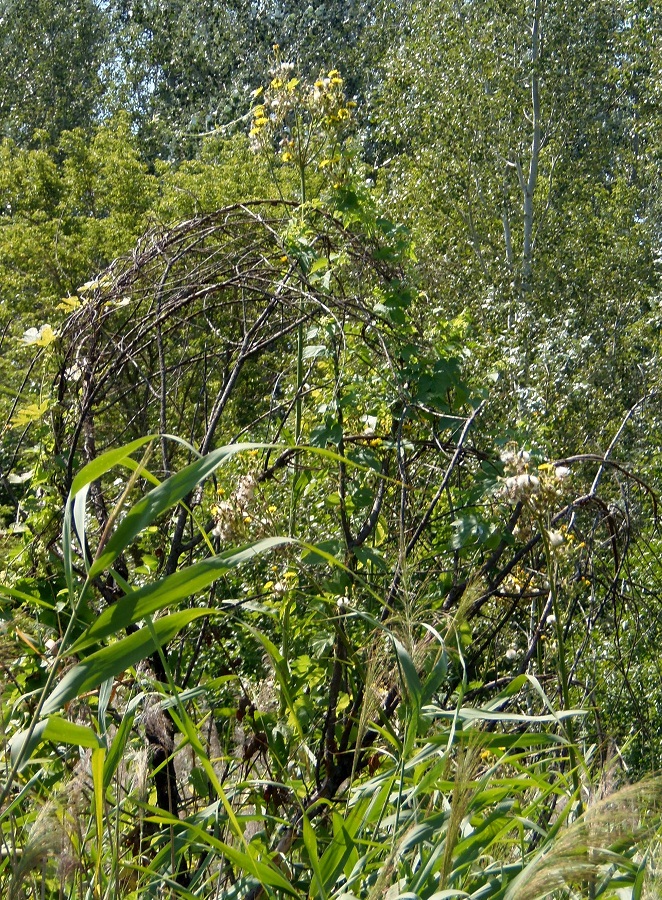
[[1, 1, 662, 897]]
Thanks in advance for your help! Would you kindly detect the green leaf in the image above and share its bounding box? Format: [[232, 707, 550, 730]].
[[392, 636, 422, 708], [353, 545, 387, 571], [303, 813, 328, 900], [146, 810, 298, 895], [103, 707, 137, 791], [43, 609, 218, 715], [91, 745, 105, 885], [424, 705, 587, 725], [318, 820, 356, 895], [87, 441, 274, 580], [301, 538, 344, 566], [71, 536, 294, 652], [69, 435, 157, 497], [11, 716, 103, 770]]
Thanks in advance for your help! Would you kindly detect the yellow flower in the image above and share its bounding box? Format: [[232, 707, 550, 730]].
[[282, 151, 293, 162], [20, 324, 57, 347]]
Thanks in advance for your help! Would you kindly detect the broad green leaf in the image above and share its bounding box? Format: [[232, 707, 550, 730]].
[[10, 400, 50, 429], [43, 609, 218, 715], [0, 584, 52, 606], [87, 441, 273, 579], [103, 708, 137, 791], [11, 716, 103, 769], [303, 813, 328, 900], [426, 892, 471, 899], [91, 745, 105, 886], [421, 649, 448, 707], [319, 820, 357, 895], [392, 636, 422, 708], [69, 435, 157, 497], [422, 705, 587, 725], [56, 295, 81, 311], [70, 536, 293, 652]]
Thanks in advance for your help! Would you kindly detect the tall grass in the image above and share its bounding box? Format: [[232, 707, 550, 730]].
[[1, 438, 661, 899]]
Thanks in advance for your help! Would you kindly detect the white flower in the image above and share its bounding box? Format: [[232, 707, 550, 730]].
[[554, 465, 571, 480], [211, 500, 235, 541], [547, 530, 564, 548], [501, 448, 530, 465], [546, 614, 557, 626], [505, 648, 518, 661], [65, 362, 84, 382], [503, 473, 540, 500], [234, 474, 256, 510]]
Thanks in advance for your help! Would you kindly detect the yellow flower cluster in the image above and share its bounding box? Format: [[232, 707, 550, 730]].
[[249, 61, 354, 177]]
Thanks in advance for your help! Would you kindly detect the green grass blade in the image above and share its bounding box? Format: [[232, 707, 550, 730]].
[[71, 536, 293, 653], [392, 636, 422, 708], [87, 441, 274, 579], [69, 436, 157, 497], [146, 810, 298, 896], [10, 716, 103, 769], [103, 707, 137, 791], [303, 813, 328, 900], [91, 745, 105, 891], [318, 819, 356, 894], [42, 608, 218, 714]]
